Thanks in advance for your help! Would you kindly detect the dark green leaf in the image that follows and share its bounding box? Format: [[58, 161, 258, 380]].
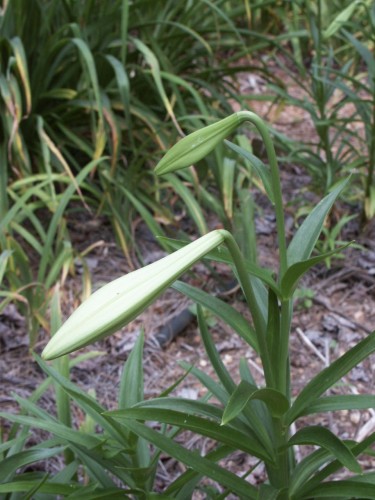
[[281, 243, 351, 299], [289, 448, 332, 497], [173, 281, 258, 351], [287, 178, 350, 266], [108, 407, 272, 462], [288, 426, 361, 474], [222, 380, 289, 424], [286, 330, 375, 424], [116, 419, 258, 498], [224, 139, 274, 203], [306, 479, 375, 498], [197, 305, 235, 393], [119, 331, 144, 409], [303, 395, 375, 416], [0, 447, 65, 481]]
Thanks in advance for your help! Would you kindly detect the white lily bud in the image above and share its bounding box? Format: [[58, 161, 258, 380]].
[[42, 230, 226, 360]]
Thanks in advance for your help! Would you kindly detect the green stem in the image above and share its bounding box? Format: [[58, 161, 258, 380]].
[[278, 299, 293, 396], [266, 418, 290, 490], [237, 111, 287, 277], [220, 229, 274, 387], [54, 355, 74, 466], [234, 113, 294, 485]]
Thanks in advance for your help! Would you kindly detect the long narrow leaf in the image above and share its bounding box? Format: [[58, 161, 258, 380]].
[[303, 395, 375, 416], [222, 380, 289, 425], [287, 178, 349, 266], [115, 419, 258, 498], [281, 243, 351, 298], [288, 426, 361, 474], [108, 407, 272, 462], [286, 330, 375, 423], [173, 281, 258, 351]]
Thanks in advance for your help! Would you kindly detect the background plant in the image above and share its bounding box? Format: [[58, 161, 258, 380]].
[[35, 111, 375, 497], [332, 2, 375, 220], [264, 1, 358, 192], [0, 0, 270, 343]]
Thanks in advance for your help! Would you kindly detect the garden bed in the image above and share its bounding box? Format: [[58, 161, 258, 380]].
[[1, 71, 375, 492]]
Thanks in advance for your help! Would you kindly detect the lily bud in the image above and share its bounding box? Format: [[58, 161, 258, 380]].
[[42, 230, 226, 360], [155, 113, 241, 175]]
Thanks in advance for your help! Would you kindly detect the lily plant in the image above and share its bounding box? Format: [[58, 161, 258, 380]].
[[43, 111, 375, 498]]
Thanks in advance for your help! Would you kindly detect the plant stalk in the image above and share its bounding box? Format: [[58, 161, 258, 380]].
[[220, 229, 274, 387], [237, 111, 288, 278]]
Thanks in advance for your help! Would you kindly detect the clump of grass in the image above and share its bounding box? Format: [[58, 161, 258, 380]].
[[0, 0, 256, 343]]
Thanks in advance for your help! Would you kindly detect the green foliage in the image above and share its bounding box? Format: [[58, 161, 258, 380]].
[[33, 112, 375, 497], [0, 0, 253, 343], [2, 0, 375, 495], [0, 323, 163, 496], [263, 0, 375, 219]]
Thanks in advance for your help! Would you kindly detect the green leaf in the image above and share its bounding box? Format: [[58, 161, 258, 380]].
[[222, 381, 289, 425], [257, 484, 282, 499], [132, 37, 182, 134], [0, 413, 102, 450], [108, 408, 272, 462], [166, 174, 208, 235], [0, 250, 12, 285], [306, 479, 375, 498], [163, 445, 233, 497], [0, 480, 81, 496], [288, 426, 361, 474], [113, 419, 258, 498], [105, 54, 131, 126], [71, 37, 103, 125], [287, 178, 349, 266], [0, 447, 65, 481], [117, 331, 150, 470], [289, 448, 332, 497], [9, 37, 31, 114], [197, 305, 235, 394], [179, 361, 229, 406], [173, 281, 258, 351], [297, 433, 375, 495], [323, 1, 361, 39], [286, 330, 375, 424], [37, 158, 105, 283], [194, 309, 275, 457], [119, 331, 144, 409], [281, 243, 351, 299], [35, 355, 126, 443], [266, 289, 281, 378], [303, 395, 375, 416], [224, 139, 274, 203], [118, 184, 165, 243], [222, 157, 236, 218], [128, 397, 255, 438]]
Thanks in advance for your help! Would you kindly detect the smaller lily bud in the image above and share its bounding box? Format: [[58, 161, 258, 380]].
[[155, 113, 241, 175], [42, 230, 226, 360]]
